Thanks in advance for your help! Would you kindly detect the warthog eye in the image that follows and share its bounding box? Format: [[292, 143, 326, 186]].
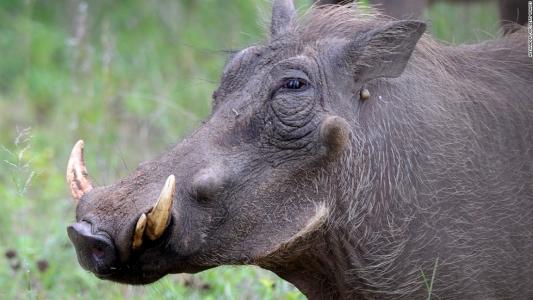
[[283, 78, 307, 90]]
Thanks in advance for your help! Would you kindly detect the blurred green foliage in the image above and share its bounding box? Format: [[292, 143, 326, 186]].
[[0, 0, 500, 299]]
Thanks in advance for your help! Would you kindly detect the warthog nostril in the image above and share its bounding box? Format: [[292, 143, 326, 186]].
[[92, 246, 106, 260], [192, 168, 225, 200]]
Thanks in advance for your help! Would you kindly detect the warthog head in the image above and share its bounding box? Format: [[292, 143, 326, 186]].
[[67, 0, 425, 288]]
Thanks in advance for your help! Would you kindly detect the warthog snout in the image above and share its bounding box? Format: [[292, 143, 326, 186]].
[[67, 221, 118, 276]]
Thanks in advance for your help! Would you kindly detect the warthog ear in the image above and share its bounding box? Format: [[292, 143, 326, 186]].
[[319, 115, 350, 159], [341, 20, 426, 81], [271, 0, 296, 38]]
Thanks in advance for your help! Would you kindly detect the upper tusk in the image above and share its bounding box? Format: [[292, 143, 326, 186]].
[[66, 140, 94, 202], [146, 175, 176, 240], [132, 213, 147, 250]]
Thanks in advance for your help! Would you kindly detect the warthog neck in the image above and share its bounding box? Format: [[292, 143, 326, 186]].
[[272, 225, 429, 299], [265, 229, 357, 299]]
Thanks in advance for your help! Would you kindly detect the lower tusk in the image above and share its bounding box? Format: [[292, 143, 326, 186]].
[[132, 213, 147, 250]]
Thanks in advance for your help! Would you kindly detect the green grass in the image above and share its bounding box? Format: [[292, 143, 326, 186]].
[[426, 1, 500, 43], [0, 0, 500, 299], [421, 257, 439, 300]]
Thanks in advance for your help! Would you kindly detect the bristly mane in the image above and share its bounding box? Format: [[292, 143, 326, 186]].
[[297, 4, 389, 42]]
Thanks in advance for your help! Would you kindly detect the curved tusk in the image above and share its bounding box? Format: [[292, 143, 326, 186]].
[[66, 140, 93, 202], [132, 213, 147, 250], [146, 175, 176, 240]]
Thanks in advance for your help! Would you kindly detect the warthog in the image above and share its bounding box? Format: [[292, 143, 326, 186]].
[[66, 0, 533, 299]]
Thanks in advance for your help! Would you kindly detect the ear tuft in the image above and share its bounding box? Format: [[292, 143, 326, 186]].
[[319, 116, 350, 159]]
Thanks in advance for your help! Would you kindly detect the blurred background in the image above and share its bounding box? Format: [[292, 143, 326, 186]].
[[0, 0, 504, 299]]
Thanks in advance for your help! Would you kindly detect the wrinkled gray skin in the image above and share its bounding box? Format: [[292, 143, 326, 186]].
[[316, 0, 528, 32], [68, 1, 533, 299]]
